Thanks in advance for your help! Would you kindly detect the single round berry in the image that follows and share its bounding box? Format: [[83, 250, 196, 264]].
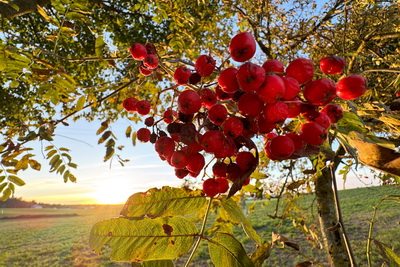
[[286, 58, 314, 85], [144, 116, 155, 127], [269, 135, 295, 160], [256, 113, 276, 134], [143, 54, 158, 69], [320, 104, 343, 123], [300, 122, 327, 146], [214, 137, 237, 158], [203, 179, 220, 197], [286, 132, 304, 151], [282, 77, 300, 101], [195, 55, 216, 77], [309, 112, 331, 129], [186, 152, 205, 173], [236, 151, 256, 171], [175, 168, 189, 179], [215, 85, 233, 101], [286, 97, 302, 118], [189, 72, 202, 85], [320, 56, 346, 75], [129, 43, 147, 60], [137, 128, 151, 143], [229, 32, 256, 62], [122, 97, 138, 112], [213, 161, 228, 177], [216, 177, 229, 193], [139, 64, 153, 76], [208, 104, 228, 125], [262, 59, 284, 75], [336, 75, 368, 100], [145, 43, 157, 55], [155, 136, 175, 157], [199, 88, 217, 109], [136, 100, 151, 115], [218, 67, 240, 93], [236, 62, 266, 92], [238, 92, 264, 117], [170, 150, 190, 169], [178, 90, 201, 115], [263, 101, 289, 123], [223, 117, 244, 138], [303, 78, 337, 106], [257, 74, 285, 103], [200, 130, 225, 153], [174, 66, 192, 85]]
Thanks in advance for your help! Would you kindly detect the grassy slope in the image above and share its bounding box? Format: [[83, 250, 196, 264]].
[[0, 186, 398, 266]]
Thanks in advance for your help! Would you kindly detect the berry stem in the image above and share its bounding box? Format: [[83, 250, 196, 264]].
[[184, 196, 213, 267]]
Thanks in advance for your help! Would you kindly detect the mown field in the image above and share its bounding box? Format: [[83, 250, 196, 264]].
[[0, 185, 399, 267]]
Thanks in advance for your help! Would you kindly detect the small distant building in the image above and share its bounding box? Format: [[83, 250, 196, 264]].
[[32, 204, 43, 209]]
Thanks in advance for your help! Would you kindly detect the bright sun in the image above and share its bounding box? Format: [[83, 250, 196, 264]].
[[92, 179, 136, 205]]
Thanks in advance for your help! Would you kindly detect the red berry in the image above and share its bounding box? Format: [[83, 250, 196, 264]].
[[320, 56, 346, 75], [122, 97, 138, 112], [199, 88, 217, 109], [144, 116, 155, 127], [175, 168, 189, 179], [136, 100, 151, 115], [236, 62, 266, 92], [300, 122, 327, 146], [269, 135, 295, 160], [256, 113, 276, 134], [170, 150, 190, 169], [336, 75, 368, 100], [218, 67, 240, 93], [216, 177, 229, 193], [139, 64, 153, 76], [286, 132, 304, 151], [189, 72, 202, 85], [208, 104, 228, 125], [200, 130, 225, 153], [137, 128, 151, 143], [303, 78, 337, 106], [320, 104, 343, 123], [186, 152, 205, 173], [129, 43, 147, 60], [214, 137, 237, 158], [236, 151, 256, 171], [286, 97, 302, 118], [143, 54, 158, 69], [286, 58, 314, 85], [257, 74, 285, 103], [174, 66, 192, 85], [145, 43, 157, 55], [163, 109, 178, 124], [310, 112, 331, 129], [227, 163, 244, 182], [229, 32, 256, 62], [195, 55, 216, 77], [213, 161, 228, 177], [241, 117, 259, 138], [238, 92, 264, 117], [262, 59, 284, 75], [215, 85, 233, 101], [223, 117, 244, 138], [155, 136, 175, 157], [264, 141, 278, 160], [282, 77, 300, 100], [263, 101, 289, 123], [178, 90, 201, 115], [203, 179, 220, 197]]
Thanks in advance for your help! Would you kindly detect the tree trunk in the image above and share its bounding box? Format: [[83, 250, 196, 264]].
[[315, 165, 351, 266]]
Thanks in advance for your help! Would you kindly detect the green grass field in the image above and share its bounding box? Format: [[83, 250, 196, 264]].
[[0, 185, 399, 266]]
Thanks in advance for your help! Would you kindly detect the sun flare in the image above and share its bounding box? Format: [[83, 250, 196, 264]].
[[91, 179, 137, 205]]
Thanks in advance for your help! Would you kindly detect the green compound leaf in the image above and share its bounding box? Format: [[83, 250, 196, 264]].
[[89, 216, 198, 262], [120, 186, 206, 218], [209, 232, 255, 267], [220, 198, 263, 246]]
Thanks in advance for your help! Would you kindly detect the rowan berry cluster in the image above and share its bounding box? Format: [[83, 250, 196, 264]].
[[125, 32, 368, 197]]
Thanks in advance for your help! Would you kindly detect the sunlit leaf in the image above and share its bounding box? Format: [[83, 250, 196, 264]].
[[336, 111, 367, 135], [125, 126, 132, 138], [250, 243, 270, 267], [120, 186, 206, 218], [0, 182, 7, 193], [76, 96, 86, 111], [208, 232, 255, 267], [89, 217, 198, 261], [373, 239, 400, 266], [0, 187, 12, 201], [7, 175, 25, 186], [220, 198, 263, 246]]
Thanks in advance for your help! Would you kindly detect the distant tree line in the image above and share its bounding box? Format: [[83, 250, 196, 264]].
[[0, 197, 96, 209]]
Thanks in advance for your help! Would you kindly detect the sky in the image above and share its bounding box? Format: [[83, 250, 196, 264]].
[[12, 114, 381, 205]]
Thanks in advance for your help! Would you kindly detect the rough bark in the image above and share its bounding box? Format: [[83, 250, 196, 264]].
[[0, 0, 51, 18]]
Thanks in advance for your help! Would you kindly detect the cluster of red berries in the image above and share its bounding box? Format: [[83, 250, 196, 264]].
[[124, 32, 368, 197], [129, 42, 159, 76]]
